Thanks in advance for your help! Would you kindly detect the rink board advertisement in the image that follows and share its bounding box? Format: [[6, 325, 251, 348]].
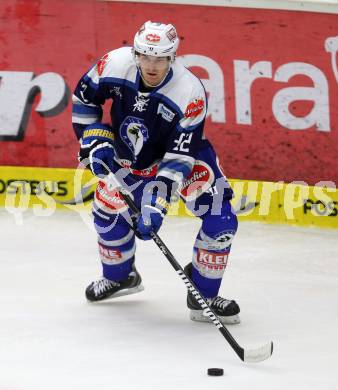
[[0, 0, 337, 186], [0, 166, 337, 229]]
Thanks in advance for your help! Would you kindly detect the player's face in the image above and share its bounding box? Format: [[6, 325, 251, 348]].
[[138, 54, 171, 87]]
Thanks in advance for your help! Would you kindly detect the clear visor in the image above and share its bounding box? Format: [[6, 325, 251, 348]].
[[137, 53, 171, 69]]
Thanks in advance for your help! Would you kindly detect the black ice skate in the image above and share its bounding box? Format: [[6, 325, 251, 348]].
[[184, 263, 240, 325], [86, 268, 144, 302]]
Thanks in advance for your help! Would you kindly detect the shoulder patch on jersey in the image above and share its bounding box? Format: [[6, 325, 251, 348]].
[[157, 103, 175, 122], [184, 97, 205, 118], [96, 53, 109, 76]]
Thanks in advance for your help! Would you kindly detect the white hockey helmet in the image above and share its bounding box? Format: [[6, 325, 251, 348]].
[[134, 21, 179, 61]]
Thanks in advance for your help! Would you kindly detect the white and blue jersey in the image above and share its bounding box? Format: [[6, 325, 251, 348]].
[[72, 46, 210, 189]]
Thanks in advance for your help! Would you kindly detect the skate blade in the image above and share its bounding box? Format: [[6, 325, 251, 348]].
[[87, 284, 145, 302], [189, 309, 240, 325], [111, 284, 145, 299]]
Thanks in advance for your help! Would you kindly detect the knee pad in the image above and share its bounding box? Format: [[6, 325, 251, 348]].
[[200, 202, 238, 245]]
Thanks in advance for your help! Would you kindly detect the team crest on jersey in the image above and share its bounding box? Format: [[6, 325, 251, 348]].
[[184, 97, 205, 118], [179, 160, 215, 201], [96, 53, 109, 76], [120, 116, 149, 157]]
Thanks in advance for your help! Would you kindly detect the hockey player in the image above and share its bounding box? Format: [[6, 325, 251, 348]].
[[72, 21, 240, 324]]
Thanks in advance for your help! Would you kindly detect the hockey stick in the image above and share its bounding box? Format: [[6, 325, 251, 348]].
[[105, 173, 273, 363]]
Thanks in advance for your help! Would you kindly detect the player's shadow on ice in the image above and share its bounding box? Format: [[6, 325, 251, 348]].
[[85, 299, 196, 328]]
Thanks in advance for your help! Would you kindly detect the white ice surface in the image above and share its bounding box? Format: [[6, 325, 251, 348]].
[[0, 209, 338, 390]]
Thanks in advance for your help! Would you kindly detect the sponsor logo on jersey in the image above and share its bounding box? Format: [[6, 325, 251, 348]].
[[157, 103, 175, 122], [96, 53, 109, 76], [198, 249, 229, 266], [194, 248, 229, 278], [184, 98, 205, 118], [146, 34, 161, 42], [94, 180, 128, 214], [179, 160, 215, 201], [99, 244, 123, 265], [119, 116, 149, 157]]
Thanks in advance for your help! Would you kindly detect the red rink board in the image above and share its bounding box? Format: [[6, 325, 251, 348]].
[[0, 0, 337, 185]]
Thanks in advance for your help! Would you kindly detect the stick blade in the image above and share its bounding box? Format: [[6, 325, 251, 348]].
[[244, 341, 273, 363]]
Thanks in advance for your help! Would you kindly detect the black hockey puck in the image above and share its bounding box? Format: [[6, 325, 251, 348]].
[[207, 368, 224, 376]]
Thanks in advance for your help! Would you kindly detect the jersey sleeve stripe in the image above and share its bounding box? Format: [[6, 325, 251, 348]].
[[156, 170, 184, 183], [72, 95, 103, 124], [157, 152, 195, 183], [176, 121, 202, 133], [72, 102, 102, 116], [162, 152, 195, 167], [71, 115, 102, 125], [83, 73, 100, 90]]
